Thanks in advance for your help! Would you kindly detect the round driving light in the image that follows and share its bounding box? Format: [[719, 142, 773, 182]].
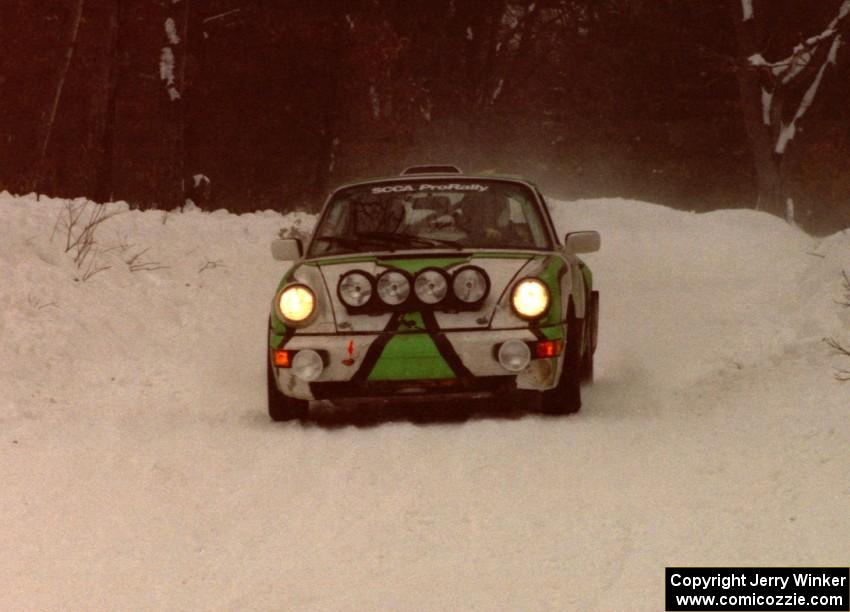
[[414, 268, 449, 304], [511, 278, 550, 319], [376, 270, 410, 306], [291, 349, 323, 381], [452, 266, 489, 304], [498, 340, 531, 372], [278, 284, 316, 324], [338, 270, 373, 307]]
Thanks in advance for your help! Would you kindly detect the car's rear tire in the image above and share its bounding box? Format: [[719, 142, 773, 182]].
[[267, 357, 309, 422], [540, 303, 583, 415]]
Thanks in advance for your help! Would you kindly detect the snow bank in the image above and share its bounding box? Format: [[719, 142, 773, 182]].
[[0, 193, 313, 424], [551, 198, 845, 388]]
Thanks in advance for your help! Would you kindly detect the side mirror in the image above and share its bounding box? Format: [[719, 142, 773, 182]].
[[564, 231, 600, 254], [271, 238, 303, 261]]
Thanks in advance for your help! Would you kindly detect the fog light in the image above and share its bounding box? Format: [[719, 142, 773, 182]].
[[498, 340, 531, 372], [291, 349, 323, 381]]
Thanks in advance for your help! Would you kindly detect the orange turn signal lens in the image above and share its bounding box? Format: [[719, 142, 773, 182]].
[[534, 339, 563, 359], [273, 350, 292, 368]]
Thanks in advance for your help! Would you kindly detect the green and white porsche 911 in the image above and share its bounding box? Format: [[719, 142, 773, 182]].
[[266, 165, 600, 421]]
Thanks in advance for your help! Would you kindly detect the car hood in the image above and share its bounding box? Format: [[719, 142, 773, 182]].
[[309, 252, 540, 333]]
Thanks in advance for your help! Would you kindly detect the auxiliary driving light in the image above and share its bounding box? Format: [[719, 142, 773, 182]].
[[338, 270, 373, 307], [291, 349, 324, 381], [376, 270, 411, 305], [498, 339, 531, 372], [452, 266, 489, 304], [414, 268, 449, 304]]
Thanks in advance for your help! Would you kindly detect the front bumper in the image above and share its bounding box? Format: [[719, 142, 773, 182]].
[[310, 375, 513, 403], [272, 326, 566, 401]]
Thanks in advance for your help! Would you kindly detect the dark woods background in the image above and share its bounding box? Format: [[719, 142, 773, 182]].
[[2, 0, 849, 234]]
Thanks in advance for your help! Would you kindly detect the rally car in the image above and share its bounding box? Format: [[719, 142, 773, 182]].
[[266, 165, 600, 420]]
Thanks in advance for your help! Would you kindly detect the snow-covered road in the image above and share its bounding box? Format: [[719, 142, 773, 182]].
[[1, 194, 847, 610]]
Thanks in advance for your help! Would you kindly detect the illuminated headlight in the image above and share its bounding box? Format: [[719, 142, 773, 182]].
[[498, 340, 531, 372], [338, 270, 373, 307], [414, 268, 449, 304], [291, 349, 323, 381], [511, 278, 550, 319], [276, 284, 316, 325], [376, 270, 410, 305], [452, 266, 489, 304]]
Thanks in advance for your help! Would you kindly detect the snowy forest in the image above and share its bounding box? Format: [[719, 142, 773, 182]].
[[2, 0, 850, 234]]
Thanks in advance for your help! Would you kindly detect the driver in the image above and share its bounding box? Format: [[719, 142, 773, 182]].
[[453, 191, 511, 243]]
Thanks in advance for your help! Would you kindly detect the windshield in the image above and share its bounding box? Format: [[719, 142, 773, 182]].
[[309, 180, 551, 256]]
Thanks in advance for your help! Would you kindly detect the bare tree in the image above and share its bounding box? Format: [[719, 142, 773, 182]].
[[157, 0, 191, 209], [825, 337, 850, 381], [824, 269, 850, 380], [33, 0, 86, 196], [313, 10, 345, 201], [731, 0, 850, 221], [94, 0, 125, 204]]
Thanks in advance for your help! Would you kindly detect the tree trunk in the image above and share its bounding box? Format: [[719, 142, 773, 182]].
[[313, 12, 344, 204], [33, 0, 86, 196], [730, 1, 785, 217], [177, 0, 190, 202], [500, 2, 542, 103], [157, 0, 190, 210], [95, 0, 123, 204], [463, 0, 506, 164]]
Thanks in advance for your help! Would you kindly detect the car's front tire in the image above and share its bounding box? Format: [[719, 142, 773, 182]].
[[267, 357, 309, 422], [580, 291, 599, 383], [540, 304, 583, 415]]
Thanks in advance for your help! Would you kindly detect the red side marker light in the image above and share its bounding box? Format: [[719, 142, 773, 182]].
[[274, 350, 292, 368], [342, 340, 355, 366], [535, 339, 563, 359]]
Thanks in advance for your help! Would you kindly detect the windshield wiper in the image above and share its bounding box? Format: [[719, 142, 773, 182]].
[[409, 235, 464, 249], [315, 233, 406, 251], [315, 232, 463, 252], [355, 231, 463, 250], [313, 236, 360, 249]]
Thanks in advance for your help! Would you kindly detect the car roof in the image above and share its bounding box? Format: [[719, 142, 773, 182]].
[[400, 164, 464, 175]]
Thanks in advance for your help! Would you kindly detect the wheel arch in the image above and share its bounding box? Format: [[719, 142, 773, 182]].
[[564, 260, 588, 319]]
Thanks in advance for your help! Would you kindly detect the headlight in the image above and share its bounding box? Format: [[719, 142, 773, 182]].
[[277, 284, 316, 324], [511, 278, 550, 319], [338, 270, 373, 307], [414, 268, 449, 304], [451, 266, 489, 304], [376, 270, 410, 305]]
